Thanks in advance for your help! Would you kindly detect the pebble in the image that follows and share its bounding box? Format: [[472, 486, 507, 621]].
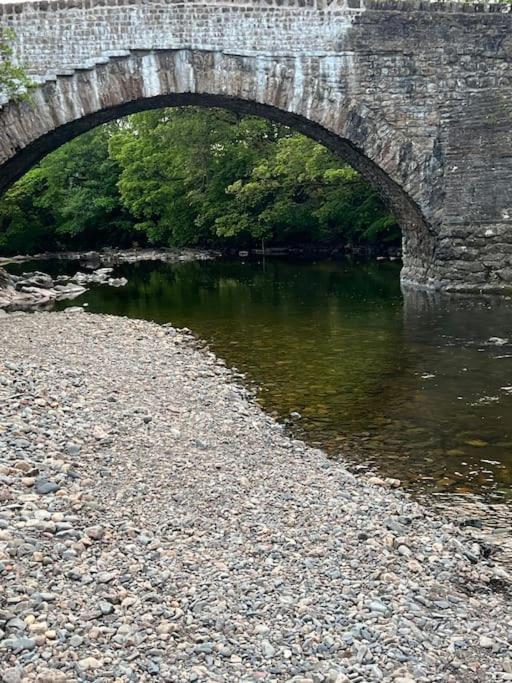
[[34, 479, 60, 495], [85, 525, 105, 540], [262, 640, 276, 658], [480, 635, 494, 648], [77, 656, 102, 671], [4, 637, 36, 652]]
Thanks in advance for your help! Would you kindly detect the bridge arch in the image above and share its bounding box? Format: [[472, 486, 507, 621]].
[[0, 49, 436, 287]]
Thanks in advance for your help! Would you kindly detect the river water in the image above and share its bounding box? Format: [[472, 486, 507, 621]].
[[8, 256, 512, 505]]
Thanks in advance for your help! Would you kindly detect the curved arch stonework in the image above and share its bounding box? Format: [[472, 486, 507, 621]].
[[1, 0, 512, 292]]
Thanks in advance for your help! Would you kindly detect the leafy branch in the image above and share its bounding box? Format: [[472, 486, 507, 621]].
[[0, 28, 34, 103]]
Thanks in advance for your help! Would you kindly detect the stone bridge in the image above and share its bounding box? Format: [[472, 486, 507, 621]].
[[0, 0, 511, 291]]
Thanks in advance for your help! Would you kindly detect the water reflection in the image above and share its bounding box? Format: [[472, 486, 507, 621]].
[[7, 256, 512, 502]]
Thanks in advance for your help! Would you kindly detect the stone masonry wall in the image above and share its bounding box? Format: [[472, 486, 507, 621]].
[[1, 0, 512, 291], [1, 0, 511, 79]]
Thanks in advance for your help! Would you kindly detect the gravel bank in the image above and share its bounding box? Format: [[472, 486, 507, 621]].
[[0, 312, 510, 683]]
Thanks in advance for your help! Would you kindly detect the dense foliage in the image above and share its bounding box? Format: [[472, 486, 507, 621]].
[[0, 108, 400, 255]]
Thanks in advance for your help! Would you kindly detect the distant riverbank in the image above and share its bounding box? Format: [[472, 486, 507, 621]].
[[0, 246, 219, 267], [0, 243, 401, 267]]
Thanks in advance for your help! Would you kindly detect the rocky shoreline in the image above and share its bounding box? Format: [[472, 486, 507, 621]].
[[0, 268, 127, 311], [0, 247, 218, 268], [0, 312, 510, 682], [0, 248, 218, 311]]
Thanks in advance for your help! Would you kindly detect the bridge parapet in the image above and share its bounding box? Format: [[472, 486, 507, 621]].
[[2, 0, 364, 77], [2, 0, 512, 78], [1, 0, 511, 12]]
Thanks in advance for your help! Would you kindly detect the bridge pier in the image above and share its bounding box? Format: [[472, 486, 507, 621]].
[[401, 223, 512, 293]]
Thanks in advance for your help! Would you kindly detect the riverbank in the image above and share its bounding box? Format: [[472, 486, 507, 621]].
[[0, 248, 218, 310], [0, 312, 510, 682], [0, 244, 399, 268], [0, 247, 218, 268]]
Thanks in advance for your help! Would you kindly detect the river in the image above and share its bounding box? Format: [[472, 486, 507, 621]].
[[7, 255, 512, 506]]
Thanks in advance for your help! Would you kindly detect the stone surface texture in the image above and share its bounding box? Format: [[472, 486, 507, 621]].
[[0, 310, 510, 681], [0, 0, 512, 291]]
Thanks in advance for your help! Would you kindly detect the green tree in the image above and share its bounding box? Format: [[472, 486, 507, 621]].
[[34, 124, 134, 246], [0, 29, 33, 102], [109, 109, 284, 246], [0, 125, 136, 254], [0, 168, 54, 254], [0, 107, 400, 255], [213, 133, 399, 247]]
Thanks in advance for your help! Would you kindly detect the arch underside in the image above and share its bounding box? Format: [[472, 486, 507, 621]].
[[0, 50, 437, 287]]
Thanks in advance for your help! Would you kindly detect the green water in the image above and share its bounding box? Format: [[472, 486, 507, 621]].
[[9, 257, 512, 502]]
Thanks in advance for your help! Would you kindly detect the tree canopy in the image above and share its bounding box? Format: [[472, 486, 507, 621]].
[[0, 107, 400, 255]]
